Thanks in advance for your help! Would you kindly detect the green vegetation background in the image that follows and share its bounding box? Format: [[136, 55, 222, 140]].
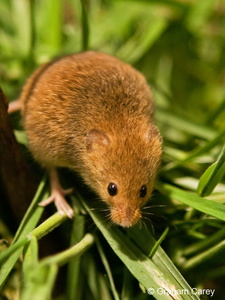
[[1, 0, 225, 299]]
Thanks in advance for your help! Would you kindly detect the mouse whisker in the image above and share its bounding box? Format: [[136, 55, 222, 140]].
[[103, 210, 112, 222], [89, 207, 98, 211], [142, 204, 166, 210], [106, 218, 115, 228], [141, 216, 155, 232], [89, 206, 110, 214], [142, 212, 155, 216], [99, 208, 111, 212], [142, 211, 172, 230], [85, 218, 98, 231], [138, 219, 147, 230]]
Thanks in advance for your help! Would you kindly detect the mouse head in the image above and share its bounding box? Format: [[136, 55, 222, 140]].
[[84, 125, 162, 227]]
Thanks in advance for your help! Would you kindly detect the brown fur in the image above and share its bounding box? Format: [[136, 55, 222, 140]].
[[20, 51, 162, 227]]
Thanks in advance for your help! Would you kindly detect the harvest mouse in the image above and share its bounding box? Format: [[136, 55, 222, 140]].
[[11, 51, 162, 227]]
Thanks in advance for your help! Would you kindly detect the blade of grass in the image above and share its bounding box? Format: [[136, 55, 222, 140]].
[[38, 0, 63, 56], [81, 0, 89, 51], [78, 194, 200, 300], [160, 184, 225, 221], [40, 233, 94, 267], [82, 251, 109, 300], [14, 130, 28, 146], [156, 108, 217, 140], [12, 0, 31, 57], [183, 227, 225, 257], [135, 0, 190, 10], [95, 237, 120, 300], [27, 0, 36, 67], [117, 17, 167, 64], [0, 236, 27, 265], [0, 211, 68, 287], [149, 227, 169, 258], [0, 213, 68, 264], [185, 0, 215, 32], [98, 274, 114, 300], [21, 263, 58, 300], [22, 237, 39, 281], [127, 225, 197, 297], [66, 212, 85, 300], [0, 177, 47, 287], [164, 129, 225, 172], [121, 268, 134, 300], [182, 240, 225, 271], [203, 265, 225, 280], [206, 98, 225, 125], [197, 144, 225, 196], [21, 220, 93, 300], [13, 175, 47, 242]]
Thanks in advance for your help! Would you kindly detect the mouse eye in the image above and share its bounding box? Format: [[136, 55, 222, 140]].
[[107, 182, 118, 196], [139, 185, 147, 198]]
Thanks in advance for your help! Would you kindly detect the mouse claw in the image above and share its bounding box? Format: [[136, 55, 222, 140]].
[[39, 169, 74, 219]]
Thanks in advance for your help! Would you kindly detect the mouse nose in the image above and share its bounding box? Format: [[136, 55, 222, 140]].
[[110, 205, 141, 227]]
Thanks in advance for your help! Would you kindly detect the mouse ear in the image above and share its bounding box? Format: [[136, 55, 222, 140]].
[[86, 129, 110, 152]]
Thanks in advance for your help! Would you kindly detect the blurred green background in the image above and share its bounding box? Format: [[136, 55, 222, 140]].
[[1, 0, 225, 299], [1, 0, 225, 126]]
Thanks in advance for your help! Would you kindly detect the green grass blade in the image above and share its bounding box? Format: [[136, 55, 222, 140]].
[[160, 184, 225, 221], [21, 263, 58, 300], [127, 226, 197, 299], [197, 145, 225, 196], [117, 18, 167, 64], [13, 176, 47, 242], [22, 237, 39, 282], [36, 0, 63, 57], [95, 237, 120, 300], [149, 227, 169, 258], [183, 227, 225, 257], [0, 177, 47, 287], [206, 98, 225, 124], [11, 0, 31, 57], [121, 268, 134, 300], [81, 0, 89, 51], [156, 108, 217, 140], [66, 213, 85, 300], [40, 233, 94, 266], [185, 0, 215, 32], [0, 236, 27, 264], [163, 129, 225, 172], [14, 130, 28, 146], [182, 240, 225, 271], [27, 0, 36, 67], [0, 209, 67, 288], [79, 194, 200, 300]]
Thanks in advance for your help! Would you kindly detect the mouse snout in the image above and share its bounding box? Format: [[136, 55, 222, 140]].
[[110, 204, 141, 227]]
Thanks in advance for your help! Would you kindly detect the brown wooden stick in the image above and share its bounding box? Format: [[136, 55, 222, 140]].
[[0, 87, 37, 222], [0, 88, 70, 262]]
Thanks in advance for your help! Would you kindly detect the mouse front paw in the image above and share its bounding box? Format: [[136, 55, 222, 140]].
[[39, 168, 74, 219]]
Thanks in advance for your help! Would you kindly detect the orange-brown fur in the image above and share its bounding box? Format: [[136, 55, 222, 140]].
[[20, 51, 162, 227]]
